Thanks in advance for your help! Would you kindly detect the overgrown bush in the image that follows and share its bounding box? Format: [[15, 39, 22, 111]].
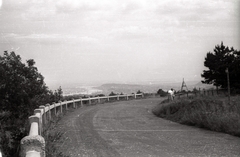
[[152, 96, 240, 137]]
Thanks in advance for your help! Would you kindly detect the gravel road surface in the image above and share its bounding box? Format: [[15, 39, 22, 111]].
[[55, 98, 240, 157]]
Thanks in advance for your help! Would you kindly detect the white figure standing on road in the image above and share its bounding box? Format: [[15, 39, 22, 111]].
[[168, 88, 175, 101]]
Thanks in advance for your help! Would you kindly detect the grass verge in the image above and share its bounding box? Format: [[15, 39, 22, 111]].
[[43, 112, 70, 157], [152, 96, 240, 137]]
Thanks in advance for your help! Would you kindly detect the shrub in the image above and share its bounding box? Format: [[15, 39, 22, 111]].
[[157, 89, 168, 97], [109, 91, 117, 96], [152, 96, 240, 137]]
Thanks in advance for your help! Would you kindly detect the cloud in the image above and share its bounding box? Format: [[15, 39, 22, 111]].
[[56, 0, 95, 13], [3, 0, 237, 24], [154, 0, 236, 22], [1, 0, 238, 48], [55, 0, 113, 13], [1, 32, 99, 46], [109, 25, 155, 41], [19, 33, 60, 39], [120, 2, 141, 14], [2, 0, 29, 10]]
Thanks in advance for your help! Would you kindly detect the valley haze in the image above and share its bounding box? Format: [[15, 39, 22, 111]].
[[62, 81, 214, 96]]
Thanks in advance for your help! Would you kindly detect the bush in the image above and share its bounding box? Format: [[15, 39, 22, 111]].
[[157, 89, 168, 97], [152, 96, 240, 137], [136, 90, 142, 94], [109, 91, 117, 96]]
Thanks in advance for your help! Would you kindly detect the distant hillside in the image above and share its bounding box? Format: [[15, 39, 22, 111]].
[[191, 82, 214, 90], [95, 83, 160, 95], [62, 81, 215, 96], [95, 83, 183, 95], [95, 81, 215, 95]]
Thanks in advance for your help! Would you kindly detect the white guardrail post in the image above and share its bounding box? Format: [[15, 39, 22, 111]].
[[39, 106, 46, 125], [65, 100, 68, 110], [20, 115, 45, 157], [80, 98, 83, 107], [53, 102, 56, 116], [59, 101, 62, 113], [89, 97, 91, 105], [46, 104, 51, 121], [34, 109, 42, 136], [98, 96, 100, 103], [73, 99, 76, 108]]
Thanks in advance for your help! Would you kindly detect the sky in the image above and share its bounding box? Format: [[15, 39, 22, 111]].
[[0, 0, 239, 89]]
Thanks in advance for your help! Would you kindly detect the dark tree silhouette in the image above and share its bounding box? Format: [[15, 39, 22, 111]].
[[0, 51, 53, 156], [157, 89, 167, 97], [201, 42, 240, 90], [54, 86, 63, 102]]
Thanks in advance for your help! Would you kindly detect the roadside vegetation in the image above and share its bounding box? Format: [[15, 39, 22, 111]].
[[0, 51, 64, 156], [153, 42, 240, 137], [1, 42, 239, 155], [43, 113, 70, 157], [153, 96, 240, 137]]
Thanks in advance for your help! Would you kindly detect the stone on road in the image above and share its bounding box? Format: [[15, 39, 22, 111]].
[[56, 98, 240, 157]]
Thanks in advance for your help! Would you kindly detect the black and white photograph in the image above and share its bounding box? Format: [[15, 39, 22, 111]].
[[0, 0, 239, 156]]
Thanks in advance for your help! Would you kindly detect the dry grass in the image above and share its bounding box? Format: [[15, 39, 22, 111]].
[[152, 96, 240, 137], [43, 112, 70, 157]]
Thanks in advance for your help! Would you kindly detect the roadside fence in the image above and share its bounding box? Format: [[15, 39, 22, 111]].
[[20, 93, 144, 157], [167, 88, 230, 102]]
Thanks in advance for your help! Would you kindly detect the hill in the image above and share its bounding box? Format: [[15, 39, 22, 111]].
[[62, 81, 215, 96], [95, 81, 215, 95]]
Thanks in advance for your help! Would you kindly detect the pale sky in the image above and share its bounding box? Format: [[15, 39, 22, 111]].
[[0, 0, 239, 89]]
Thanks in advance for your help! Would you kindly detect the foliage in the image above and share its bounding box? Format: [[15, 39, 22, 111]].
[[157, 89, 167, 97], [136, 90, 142, 94], [181, 90, 187, 93], [201, 42, 240, 90], [0, 51, 50, 116], [152, 96, 240, 137], [109, 91, 117, 96], [94, 94, 105, 97], [43, 115, 70, 157], [54, 86, 63, 102], [0, 51, 58, 156], [192, 87, 199, 93]]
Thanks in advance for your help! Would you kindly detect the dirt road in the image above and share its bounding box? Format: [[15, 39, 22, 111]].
[[55, 98, 240, 157]]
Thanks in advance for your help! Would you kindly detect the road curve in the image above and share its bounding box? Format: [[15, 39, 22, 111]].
[[55, 98, 240, 157]]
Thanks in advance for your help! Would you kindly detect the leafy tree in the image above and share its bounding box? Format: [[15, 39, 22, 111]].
[[54, 86, 63, 102], [95, 94, 105, 97], [136, 90, 142, 94], [0, 51, 53, 156], [109, 91, 117, 96], [192, 87, 199, 93], [0, 51, 49, 116], [201, 42, 240, 90], [157, 89, 167, 97]]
